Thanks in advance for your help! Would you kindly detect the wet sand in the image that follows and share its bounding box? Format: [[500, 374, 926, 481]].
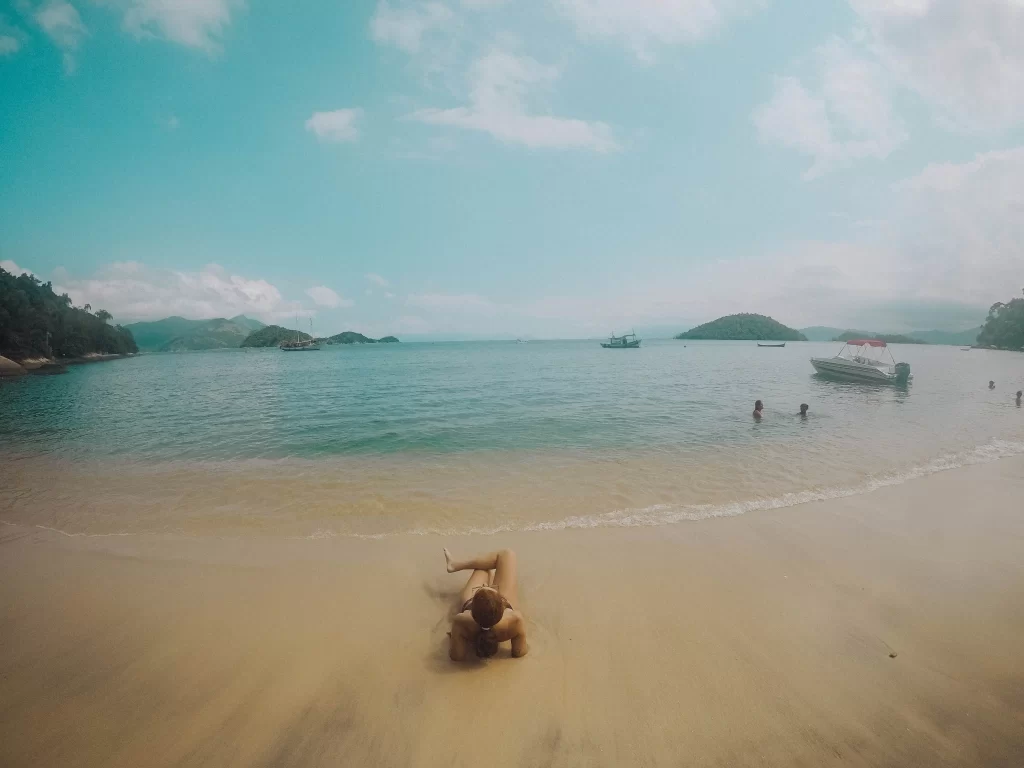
[[1, 457, 1023, 767]]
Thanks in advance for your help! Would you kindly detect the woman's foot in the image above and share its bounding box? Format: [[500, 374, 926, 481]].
[[444, 548, 455, 573]]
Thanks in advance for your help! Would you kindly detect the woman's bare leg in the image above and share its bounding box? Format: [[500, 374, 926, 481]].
[[445, 548, 518, 608]]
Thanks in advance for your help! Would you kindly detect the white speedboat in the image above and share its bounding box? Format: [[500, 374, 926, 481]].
[[810, 339, 912, 384]]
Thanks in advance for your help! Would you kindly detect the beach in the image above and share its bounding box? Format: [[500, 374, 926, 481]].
[[2, 455, 1022, 767]]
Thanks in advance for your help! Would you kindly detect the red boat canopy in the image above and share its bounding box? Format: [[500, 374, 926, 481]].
[[846, 339, 886, 347]]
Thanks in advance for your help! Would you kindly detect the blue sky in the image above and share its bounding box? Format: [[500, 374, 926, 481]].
[[2, 0, 1023, 338]]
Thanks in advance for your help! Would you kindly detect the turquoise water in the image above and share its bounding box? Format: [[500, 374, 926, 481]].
[[2, 340, 1023, 536]]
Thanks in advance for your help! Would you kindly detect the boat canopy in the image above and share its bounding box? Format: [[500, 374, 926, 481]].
[[846, 339, 886, 347]]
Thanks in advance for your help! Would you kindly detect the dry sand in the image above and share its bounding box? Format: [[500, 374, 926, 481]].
[[1, 456, 1023, 767]]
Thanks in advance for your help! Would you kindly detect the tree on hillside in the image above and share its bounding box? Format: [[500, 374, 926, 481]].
[[0, 267, 137, 360], [976, 290, 1024, 350]]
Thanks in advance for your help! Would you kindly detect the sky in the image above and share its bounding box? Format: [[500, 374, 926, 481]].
[[1, 0, 1023, 339]]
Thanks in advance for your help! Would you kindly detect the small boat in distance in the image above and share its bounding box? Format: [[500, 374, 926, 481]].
[[810, 339, 911, 384], [601, 331, 641, 349], [757, 342, 786, 348], [281, 317, 321, 351]]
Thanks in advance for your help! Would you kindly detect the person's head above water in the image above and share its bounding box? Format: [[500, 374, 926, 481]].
[[1017, 390, 1022, 400], [754, 400, 763, 411], [470, 586, 506, 657], [989, 380, 995, 388], [799, 403, 809, 416]]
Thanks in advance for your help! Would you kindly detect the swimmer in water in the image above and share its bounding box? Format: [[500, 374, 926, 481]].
[[753, 400, 764, 420], [798, 403, 809, 417]]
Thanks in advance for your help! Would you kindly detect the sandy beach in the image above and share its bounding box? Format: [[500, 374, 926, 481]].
[[1, 456, 1022, 767]]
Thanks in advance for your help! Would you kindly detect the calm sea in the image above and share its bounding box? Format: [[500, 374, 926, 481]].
[[2, 340, 1023, 537]]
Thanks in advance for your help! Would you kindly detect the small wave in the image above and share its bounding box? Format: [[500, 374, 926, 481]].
[[5, 439, 1023, 541], [403, 438, 1024, 537]]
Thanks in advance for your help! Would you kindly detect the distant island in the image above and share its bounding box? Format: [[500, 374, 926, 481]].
[[326, 331, 399, 344], [241, 325, 313, 348], [832, 331, 925, 344], [0, 266, 137, 368], [675, 314, 807, 341], [125, 315, 266, 352], [801, 326, 981, 345]]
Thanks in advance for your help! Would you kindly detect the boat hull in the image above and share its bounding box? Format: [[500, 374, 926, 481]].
[[601, 342, 641, 348], [810, 357, 899, 383], [280, 345, 321, 351]]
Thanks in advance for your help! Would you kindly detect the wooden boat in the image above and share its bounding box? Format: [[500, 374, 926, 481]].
[[281, 317, 321, 351], [601, 331, 641, 349], [757, 342, 786, 347]]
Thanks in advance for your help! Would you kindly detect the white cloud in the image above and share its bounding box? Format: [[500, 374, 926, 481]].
[[753, 37, 907, 179], [370, 1, 452, 54], [849, 0, 1024, 134], [365, 273, 390, 287], [757, 0, 1024, 176], [52, 262, 291, 322], [888, 146, 1024, 306], [306, 285, 353, 308], [409, 50, 618, 152], [34, 1, 87, 74], [394, 145, 1024, 333], [556, 0, 765, 60], [305, 109, 363, 143], [0, 35, 20, 55], [118, 0, 242, 53], [384, 291, 395, 299], [1, 260, 33, 276]]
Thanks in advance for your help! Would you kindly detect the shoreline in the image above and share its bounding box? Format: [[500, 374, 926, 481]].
[[2, 456, 1023, 766], [0, 352, 135, 378]]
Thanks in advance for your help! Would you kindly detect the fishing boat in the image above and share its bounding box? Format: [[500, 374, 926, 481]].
[[601, 331, 641, 349], [280, 318, 321, 351], [810, 339, 911, 384], [757, 342, 786, 348]]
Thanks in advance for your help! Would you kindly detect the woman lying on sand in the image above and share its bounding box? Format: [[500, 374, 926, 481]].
[[444, 548, 528, 660]]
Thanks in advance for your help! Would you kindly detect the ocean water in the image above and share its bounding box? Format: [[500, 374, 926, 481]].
[[2, 340, 1023, 537]]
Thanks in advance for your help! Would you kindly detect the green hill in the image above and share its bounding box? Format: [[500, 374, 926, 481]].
[[241, 325, 312, 347], [799, 326, 846, 342], [326, 331, 400, 344], [908, 327, 982, 346], [229, 315, 266, 332], [676, 314, 807, 341], [125, 315, 265, 351], [0, 266, 137, 360], [832, 331, 924, 344], [977, 291, 1024, 351]]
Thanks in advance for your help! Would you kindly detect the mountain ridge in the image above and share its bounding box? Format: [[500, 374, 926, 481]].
[[125, 316, 266, 351]]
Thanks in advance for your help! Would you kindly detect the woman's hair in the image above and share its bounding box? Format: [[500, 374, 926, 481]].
[[475, 630, 499, 658], [754, 400, 763, 410], [470, 588, 506, 658]]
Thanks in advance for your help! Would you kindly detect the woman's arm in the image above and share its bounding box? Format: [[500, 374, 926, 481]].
[[510, 614, 529, 658], [449, 612, 475, 661]]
